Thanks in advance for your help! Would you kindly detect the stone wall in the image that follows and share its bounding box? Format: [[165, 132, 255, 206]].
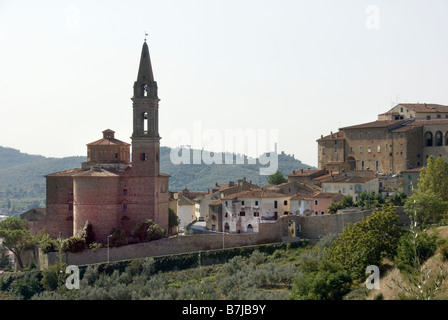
[[45, 221, 281, 267], [41, 207, 410, 268]]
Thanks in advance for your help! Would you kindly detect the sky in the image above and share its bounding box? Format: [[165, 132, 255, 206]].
[[1, 0, 448, 168]]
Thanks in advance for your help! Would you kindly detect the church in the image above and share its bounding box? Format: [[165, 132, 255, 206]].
[[25, 41, 170, 243]]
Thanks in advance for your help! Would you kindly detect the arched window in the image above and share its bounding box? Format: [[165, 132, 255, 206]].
[[142, 112, 148, 133], [435, 131, 443, 146], [425, 131, 433, 147], [247, 224, 253, 233], [445, 132, 448, 146]]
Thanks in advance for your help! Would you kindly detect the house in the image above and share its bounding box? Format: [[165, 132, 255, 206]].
[[318, 170, 379, 202], [221, 189, 291, 233], [401, 167, 423, 196], [287, 168, 328, 186], [264, 181, 316, 196], [289, 193, 313, 216], [309, 192, 344, 215], [177, 194, 196, 230]]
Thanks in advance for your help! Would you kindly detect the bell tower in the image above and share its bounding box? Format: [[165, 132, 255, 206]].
[[131, 40, 160, 177]]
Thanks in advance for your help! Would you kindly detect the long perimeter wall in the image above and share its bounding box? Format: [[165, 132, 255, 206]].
[[42, 207, 410, 268]]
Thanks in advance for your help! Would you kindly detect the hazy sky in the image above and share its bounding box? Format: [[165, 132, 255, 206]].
[[1, 0, 448, 167]]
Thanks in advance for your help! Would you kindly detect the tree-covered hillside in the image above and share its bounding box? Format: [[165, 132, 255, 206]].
[[0, 146, 315, 216]]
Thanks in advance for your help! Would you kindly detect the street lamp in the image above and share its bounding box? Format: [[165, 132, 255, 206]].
[[107, 234, 112, 263]]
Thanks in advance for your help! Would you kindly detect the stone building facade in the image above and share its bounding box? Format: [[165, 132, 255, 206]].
[[27, 41, 170, 243], [317, 103, 448, 175]]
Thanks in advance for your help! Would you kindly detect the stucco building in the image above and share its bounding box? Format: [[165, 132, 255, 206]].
[[221, 189, 291, 234], [24, 41, 171, 243]]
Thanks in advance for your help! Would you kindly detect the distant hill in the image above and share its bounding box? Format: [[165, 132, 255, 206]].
[[0, 146, 315, 216]]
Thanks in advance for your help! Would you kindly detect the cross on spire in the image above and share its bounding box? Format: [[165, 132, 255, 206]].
[[144, 31, 148, 42]]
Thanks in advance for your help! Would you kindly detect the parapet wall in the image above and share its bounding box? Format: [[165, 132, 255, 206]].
[[43, 207, 410, 268], [45, 222, 281, 267]]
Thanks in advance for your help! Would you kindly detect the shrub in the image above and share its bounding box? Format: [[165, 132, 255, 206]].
[[134, 219, 166, 242], [78, 221, 95, 245], [394, 231, 437, 273], [109, 228, 126, 247], [146, 222, 165, 241], [11, 272, 42, 300], [440, 241, 448, 262], [61, 236, 86, 253], [37, 233, 59, 254], [89, 242, 102, 252], [41, 261, 67, 291]]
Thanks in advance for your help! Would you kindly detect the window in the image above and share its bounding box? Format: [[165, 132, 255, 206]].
[[69, 189, 73, 195], [368, 145, 371, 153], [123, 188, 127, 195], [437, 114, 442, 119], [241, 200, 245, 206], [115, 153, 119, 159], [142, 112, 148, 133], [359, 146, 363, 153], [284, 200, 288, 206], [435, 131, 443, 146], [140, 153, 148, 161], [314, 200, 318, 205], [427, 115, 431, 120], [254, 212, 259, 217], [359, 132, 363, 139], [68, 202, 73, 211], [342, 188, 346, 194], [377, 145, 381, 152], [376, 160, 379, 171], [349, 133, 353, 140], [425, 132, 433, 146], [361, 160, 365, 170], [367, 132, 371, 139], [334, 145, 338, 153], [377, 131, 381, 139], [350, 146, 354, 153], [240, 211, 245, 216], [255, 200, 258, 206], [322, 147, 325, 155], [274, 201, 278, 209], [122, 201, 128, 211]]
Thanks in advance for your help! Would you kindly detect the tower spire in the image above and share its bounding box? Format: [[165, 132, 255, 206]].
[[133, 41, 157, 99]]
